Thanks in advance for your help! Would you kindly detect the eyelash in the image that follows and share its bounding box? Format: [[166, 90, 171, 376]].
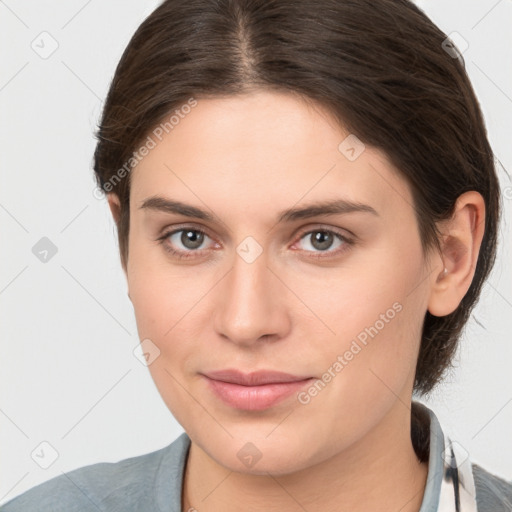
[[156, 225, 354, 261]]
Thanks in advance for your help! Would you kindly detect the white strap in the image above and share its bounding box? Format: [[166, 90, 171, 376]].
[[438, 432, 479, 511]]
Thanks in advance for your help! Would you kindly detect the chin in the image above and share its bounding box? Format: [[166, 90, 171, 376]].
[[194, 429, 323, 476], [223, 450, 312, 476]]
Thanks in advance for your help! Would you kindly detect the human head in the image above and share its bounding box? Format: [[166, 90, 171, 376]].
[[93, 0, 499, 410]]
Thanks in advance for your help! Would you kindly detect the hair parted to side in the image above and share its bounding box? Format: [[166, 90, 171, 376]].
[[93, 0, 501, 398]]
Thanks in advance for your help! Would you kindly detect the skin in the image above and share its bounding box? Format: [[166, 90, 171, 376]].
[[108, 90, 485, 512]]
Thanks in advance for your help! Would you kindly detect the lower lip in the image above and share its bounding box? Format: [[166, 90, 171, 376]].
[[203, 376, 314, 411]]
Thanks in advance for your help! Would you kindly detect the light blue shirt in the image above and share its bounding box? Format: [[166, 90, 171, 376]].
[[1, 401, 511, 511]]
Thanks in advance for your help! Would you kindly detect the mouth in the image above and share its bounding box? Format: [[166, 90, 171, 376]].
[[200, 369, 315, 411]]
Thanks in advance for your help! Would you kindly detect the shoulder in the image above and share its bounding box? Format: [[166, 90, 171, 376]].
[[473, 463, 512, 512], [0, 434, 190, 512]]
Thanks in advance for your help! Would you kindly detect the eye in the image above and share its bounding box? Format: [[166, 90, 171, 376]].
[[156, 225, 354, 261], [157, 227, 217, 259], [293, 228, 353, 258]]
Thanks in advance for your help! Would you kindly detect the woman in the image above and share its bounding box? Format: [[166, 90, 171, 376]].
[[2, 0, 511, 510]]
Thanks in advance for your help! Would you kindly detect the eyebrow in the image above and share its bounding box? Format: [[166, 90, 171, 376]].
[[139, 195, 379, 223]]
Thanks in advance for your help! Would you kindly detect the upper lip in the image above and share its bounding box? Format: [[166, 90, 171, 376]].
[[202, 369, 313, 386]]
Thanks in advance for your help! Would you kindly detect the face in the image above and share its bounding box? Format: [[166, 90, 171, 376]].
[[122, 90, 436, 475]]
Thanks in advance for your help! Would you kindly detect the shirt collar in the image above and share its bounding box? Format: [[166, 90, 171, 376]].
[[414, 400, 479, 512], [157, 402, 480, 512]]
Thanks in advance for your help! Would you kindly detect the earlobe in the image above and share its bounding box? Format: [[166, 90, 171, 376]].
[[427, 191, 486, 317]]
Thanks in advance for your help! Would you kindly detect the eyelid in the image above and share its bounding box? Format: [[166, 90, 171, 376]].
[[158, 223, 215, 241], [289, 224, 354, 257], [292, 223, 355, 243], [158, 224, 219, 249]]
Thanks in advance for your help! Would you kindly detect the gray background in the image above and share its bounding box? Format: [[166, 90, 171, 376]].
[[1, 0, 511, 503]]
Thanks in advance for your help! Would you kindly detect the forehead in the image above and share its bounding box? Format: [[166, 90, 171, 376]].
[[129, 91, 414, 222]]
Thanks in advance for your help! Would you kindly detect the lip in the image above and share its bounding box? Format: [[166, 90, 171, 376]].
[[201, 369, 315, 411]]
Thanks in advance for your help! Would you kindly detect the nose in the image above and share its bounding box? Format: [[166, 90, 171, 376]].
[[213, 247, 291, 347]]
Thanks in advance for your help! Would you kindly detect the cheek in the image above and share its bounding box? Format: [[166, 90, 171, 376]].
[[129, 277, 201, 360], [126, 248, 211, 389], [127, 257, 204, 423], [299, 241, 426, 401], [127, 238, 200, 336]]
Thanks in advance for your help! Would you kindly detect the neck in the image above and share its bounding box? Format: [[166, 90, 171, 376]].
[[182, 401, 429, 512]]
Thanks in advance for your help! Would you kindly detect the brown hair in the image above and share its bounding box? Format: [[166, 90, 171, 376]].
[[93, 0, 501, 399]]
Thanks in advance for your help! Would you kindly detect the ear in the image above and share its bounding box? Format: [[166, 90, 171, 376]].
[[107, 193, 122, 226], [427, 191, 486, 317], [106, 193, 130, 285]]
